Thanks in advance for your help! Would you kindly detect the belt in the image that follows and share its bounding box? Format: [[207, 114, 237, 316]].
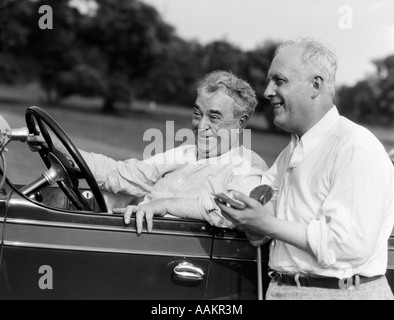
[[269, 271, 383, 289]]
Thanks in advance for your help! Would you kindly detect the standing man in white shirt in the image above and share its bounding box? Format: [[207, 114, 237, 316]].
[[216, 39, 394, 300]]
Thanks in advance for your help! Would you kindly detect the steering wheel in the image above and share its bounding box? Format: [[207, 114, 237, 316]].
[[25, 106, 108, 212]]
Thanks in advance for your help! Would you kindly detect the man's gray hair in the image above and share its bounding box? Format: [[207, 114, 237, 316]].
[[197, 70, 258, 118], [276, 39, 338, 97]]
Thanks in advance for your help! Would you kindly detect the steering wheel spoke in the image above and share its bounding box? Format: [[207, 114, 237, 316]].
[[72, 168, 85, 180], [58, 181, 92, 211]]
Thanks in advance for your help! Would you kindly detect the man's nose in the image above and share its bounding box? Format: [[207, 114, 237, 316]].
[[197, 116, 210, 131], [263, 81, 276, 100]]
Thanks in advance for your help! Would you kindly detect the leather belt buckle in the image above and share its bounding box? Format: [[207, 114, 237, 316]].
[[269, 270, 283, 285], [338, 276, 354, 289]]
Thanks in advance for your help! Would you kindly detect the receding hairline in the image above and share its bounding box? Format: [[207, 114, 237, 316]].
[[268, 46, 313, 79], [273, 39, 338, 95]]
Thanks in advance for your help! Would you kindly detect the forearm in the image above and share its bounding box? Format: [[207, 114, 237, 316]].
[[161, 198, 206, 221], [251, 199, 312, 254], [77, 149, 101, 176], [266, 217, 312, 254]]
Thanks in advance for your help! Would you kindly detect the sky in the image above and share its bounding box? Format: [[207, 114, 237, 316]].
[[139, 0, 394, 87]]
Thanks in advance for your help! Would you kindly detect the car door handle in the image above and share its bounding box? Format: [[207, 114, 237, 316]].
[[173, 262, 205, 281]]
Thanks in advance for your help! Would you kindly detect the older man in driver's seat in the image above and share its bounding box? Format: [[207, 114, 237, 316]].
[[30, 71, 268, 233]]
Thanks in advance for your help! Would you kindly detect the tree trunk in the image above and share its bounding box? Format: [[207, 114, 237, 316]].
[[101, 96, 117, 114], [44, 87, 56, 106]]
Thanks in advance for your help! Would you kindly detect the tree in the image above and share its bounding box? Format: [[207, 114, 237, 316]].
[[201, 40, 246, 76], [1, 0, 79, 104], [0, 0, 89, 104], [1, 0, 176, 112], [337, 53, 394, 125], [78, 0, 175, 113], [55, 64, 106, 99], [138, 37, 205, 105], [337, 80, 375, 121], [373, 54, 394, 122], [0, 0, 37, 83], [244, 40, 280, 132]]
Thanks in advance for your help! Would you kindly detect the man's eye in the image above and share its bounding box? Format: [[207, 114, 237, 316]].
[[276, 79, 285, 85], [193, 111, 202, 118], [209, 115, 220, 122]]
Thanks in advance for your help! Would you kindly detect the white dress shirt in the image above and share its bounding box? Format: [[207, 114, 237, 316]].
[[80, 145, 267, 228], [262, 106, 394, 278]]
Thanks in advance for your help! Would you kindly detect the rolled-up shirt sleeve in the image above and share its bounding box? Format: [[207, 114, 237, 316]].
[[307, 145, 394, 268], [197, 193, 235, 228], [161, 194, 235, 228], [161, 166, 268, 229], [206, 164, 268, 229]]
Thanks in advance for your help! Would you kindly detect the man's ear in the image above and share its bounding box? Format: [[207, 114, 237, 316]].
[[311, 76, 323, 98], [238, 115, 249, 129]]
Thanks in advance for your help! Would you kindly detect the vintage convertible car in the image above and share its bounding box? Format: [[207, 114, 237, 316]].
[[0, 107, 393, 300], [0, 106, 268, 300]]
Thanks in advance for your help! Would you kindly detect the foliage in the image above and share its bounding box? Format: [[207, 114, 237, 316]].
[[1, 0, 175, 112], [0, 0, 38, 82], [1, 0, 392, 128], [337, 54, 394, 125], [243, 41, 280, 132], [77, 0, 175, 112], [137, 37, 204, 105]]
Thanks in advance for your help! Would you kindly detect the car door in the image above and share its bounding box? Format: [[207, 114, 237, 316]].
[[207, 228, 268, 300], [0, 188, 214, 300], [0, 189, 6, 267], [0, 176, 12, 274], [387, 228, 394, 292]]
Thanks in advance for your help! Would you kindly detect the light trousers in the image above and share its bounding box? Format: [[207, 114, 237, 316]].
[[265, 276, 394, 300]]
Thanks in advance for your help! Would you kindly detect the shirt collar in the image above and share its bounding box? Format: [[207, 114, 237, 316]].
[[294, 105, 340, 159], [195, 145, 245, 165]]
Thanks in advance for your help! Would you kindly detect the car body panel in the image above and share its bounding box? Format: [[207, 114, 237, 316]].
[[0, 182, 11, 248], [0, 186, 261, 300], [2, 218, 213, 258], [0, 175, 393, 299], [387, 235, 394, 289], [213, 229, 257, 260], [205, 260, 258, 300], [0, 246, 212, 300], [0, 217, 4, 245]]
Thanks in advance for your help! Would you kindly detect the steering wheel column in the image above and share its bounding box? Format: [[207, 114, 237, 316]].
[[21, 152, 72, 195]]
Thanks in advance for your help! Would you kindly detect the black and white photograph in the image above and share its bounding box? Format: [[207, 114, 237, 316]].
[[0, 0, 393, 304]]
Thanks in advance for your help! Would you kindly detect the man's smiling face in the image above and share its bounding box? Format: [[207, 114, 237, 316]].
[[192, 88, 242, 159], [264, 46, 316, 136]]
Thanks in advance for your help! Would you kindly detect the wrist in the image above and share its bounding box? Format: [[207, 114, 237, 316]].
[[246, 233, 270, 247], [157, 198, 172, 216], [254, 211, 275, 238]]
